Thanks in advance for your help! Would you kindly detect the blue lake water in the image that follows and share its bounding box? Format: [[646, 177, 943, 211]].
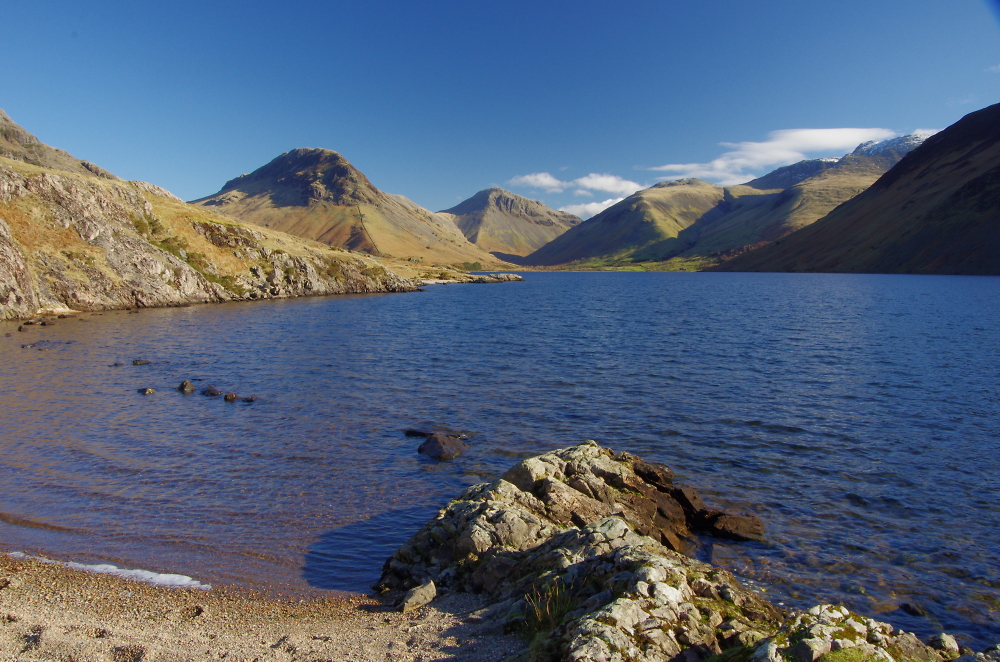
[[0, 272, 998, 647]]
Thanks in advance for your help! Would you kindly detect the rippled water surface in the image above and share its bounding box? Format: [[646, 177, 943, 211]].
[[1, 272, 998, 646]]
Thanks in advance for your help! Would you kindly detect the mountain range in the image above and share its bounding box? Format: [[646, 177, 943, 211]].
[[0, 112, 416, 320], [715, 102, 1000, 274], [519, 134, 929, 268], [2, 96, 997, 321], [191, 149, 504, 269]]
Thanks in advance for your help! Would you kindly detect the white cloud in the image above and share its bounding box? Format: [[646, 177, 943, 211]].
[[507, 172, 643, 197], [573, 189, 593, 197], [986, 64, 1000, 73], [559, 197, 624, 219], [650, 127, 897, 185], [572, 173, 643, 196], [507, 172, 568, 193]]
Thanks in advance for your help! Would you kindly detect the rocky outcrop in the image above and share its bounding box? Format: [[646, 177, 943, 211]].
[[468, 273, 524, 283], [0, 161, 417, 320], [756, 604, 957, 662], [377, 442, 968, 662]]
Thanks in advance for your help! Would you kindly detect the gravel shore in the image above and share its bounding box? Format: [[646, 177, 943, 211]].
[[0, 554, 522, 661]]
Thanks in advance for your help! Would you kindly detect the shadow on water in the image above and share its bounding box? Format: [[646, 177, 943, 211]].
[[302, 506, 440, 593]]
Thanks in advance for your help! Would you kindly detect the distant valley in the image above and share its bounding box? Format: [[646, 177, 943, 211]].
[[519, 134, 928, 269], [714, 102, 1000, 274]]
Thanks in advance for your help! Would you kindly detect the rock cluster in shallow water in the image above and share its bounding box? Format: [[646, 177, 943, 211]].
[[378, 441, 980, 662]]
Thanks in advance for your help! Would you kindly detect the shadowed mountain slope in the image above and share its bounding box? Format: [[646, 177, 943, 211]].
[[715, 103, 1000, 274], [192, 149, 503, 267], [438, 188, 581, 257], [522, 136, 926, 267]]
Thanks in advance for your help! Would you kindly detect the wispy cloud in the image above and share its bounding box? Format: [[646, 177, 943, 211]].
[[986, 64, 1000, 73], [507, 172, 567, 193], [506, 172, 643, 197], [559, 198, 624, 218], [650, 128, 897, 185], [948, 95, 977, 106]]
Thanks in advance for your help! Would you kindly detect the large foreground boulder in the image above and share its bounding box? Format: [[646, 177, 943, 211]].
[[377, 441, 956, 662]]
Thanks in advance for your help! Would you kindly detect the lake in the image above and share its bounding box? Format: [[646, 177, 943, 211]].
[[0, 272, 997, 647]]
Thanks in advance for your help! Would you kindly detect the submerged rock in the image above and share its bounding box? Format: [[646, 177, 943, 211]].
[[223, 392, 237, 402], [418, 433, 469, 460], [137, 388, 155, 395], [132, 359, 150, 366], [178, 380, 196, 394], [201, 385, 222, 397]]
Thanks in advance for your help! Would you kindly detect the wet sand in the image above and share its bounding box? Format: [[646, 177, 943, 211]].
[[0, 555, 522, 661]]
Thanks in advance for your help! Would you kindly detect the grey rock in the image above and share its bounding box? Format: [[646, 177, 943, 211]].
[[400, 580, 436, 613], [790, 637, 831, 662], [930, 633, 961, 659], [201, 385, 222, 397], [223, 392, 237, 402], [178, 380, 196, 393]]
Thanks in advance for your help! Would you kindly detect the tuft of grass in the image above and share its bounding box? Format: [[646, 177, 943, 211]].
[[524, 579, 577, 636], [817, 647, 880, 662]]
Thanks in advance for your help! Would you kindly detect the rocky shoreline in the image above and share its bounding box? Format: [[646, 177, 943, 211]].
[[0, 442, 995, 662]]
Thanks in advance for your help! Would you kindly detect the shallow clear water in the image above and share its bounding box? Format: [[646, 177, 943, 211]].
[[0, 272, 998, 647]]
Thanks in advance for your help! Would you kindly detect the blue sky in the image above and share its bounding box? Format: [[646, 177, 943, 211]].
[[2, 0, 999, 218]]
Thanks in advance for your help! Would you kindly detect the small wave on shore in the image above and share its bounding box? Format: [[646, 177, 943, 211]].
[[7, 552, 211, 589]]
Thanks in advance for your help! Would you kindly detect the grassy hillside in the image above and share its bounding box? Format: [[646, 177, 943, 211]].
[[0, 155, 417, 319], [522, 179, 731, 266], [439, 188, 580, 257]]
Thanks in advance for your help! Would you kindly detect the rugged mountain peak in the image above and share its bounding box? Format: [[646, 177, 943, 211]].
[[440, 187, 581, 257], [0, 109, 118, 180], [442, 187, 579, 222], [651, 178, 713, 189], [208, 148, 380, 208], [852, 133, 930, 158]]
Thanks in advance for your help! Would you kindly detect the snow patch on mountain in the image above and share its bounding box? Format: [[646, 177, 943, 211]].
[[852, 133, 932, 158]]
